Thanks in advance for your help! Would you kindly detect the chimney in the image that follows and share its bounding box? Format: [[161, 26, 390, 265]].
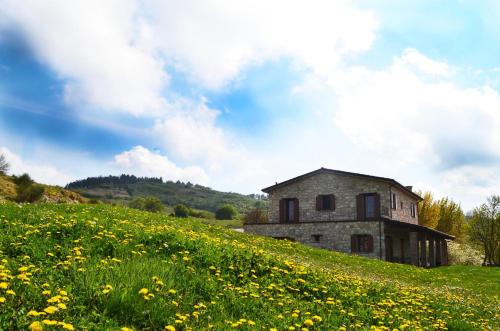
[[405, 186, 413, 192]]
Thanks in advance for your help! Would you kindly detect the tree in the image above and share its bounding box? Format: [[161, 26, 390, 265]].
[[416, 191, 440, 228], [13, 174, 44, 203], [129, 196, 165, 213], [0, 153, 9, 175], [174, 204, 190, 218], [215, 204, 239, 220], [469, 196, 500, 266], [436, 197, 466, 241]]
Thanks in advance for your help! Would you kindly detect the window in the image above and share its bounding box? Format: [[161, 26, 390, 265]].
[[351, 234, 373, 253], [391, 193, 397, 210], [365, 195, 376, 218], [410, 203, 416, 218], [356, 193, 380, 220], [312, 234, 322, 242], [316, 194, 335, 211], [280, 198, 299, 223], [286, 199, 295, 222]]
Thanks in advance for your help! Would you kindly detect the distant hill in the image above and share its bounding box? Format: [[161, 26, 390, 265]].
[[66, 175, 267, 212], [0, 174, 86, 203]]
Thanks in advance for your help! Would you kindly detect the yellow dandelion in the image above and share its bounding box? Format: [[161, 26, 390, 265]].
[[165, 326, 176, 331], [0, 282, 8, 289], [303, 319, 314, 327], [138, 288, 148, 295], [43, 306, 58, 314], [6, 289, 15, 296], [42, 320, 58, 325], [61, 323, 74, 330], [29, 321, 43, 331], [0, 297, 6, 303]]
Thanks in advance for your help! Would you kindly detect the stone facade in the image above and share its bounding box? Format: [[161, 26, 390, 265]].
[[244, 220, 384, 259], [267, 172, 394, 223], [389, 186, 419, 224]]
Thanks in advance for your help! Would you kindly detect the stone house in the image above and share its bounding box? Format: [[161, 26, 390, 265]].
[[244, 168, 454, 267]]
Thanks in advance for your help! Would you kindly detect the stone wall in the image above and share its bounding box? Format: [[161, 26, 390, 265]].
[[268, 172, 392, 223], [244, 221, 385, 260], [389, 186, 419, 224]]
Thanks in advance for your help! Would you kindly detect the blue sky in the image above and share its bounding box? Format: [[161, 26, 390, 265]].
[[1, 0, 500, 210]]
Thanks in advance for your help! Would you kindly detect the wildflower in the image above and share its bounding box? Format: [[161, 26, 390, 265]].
[[121, 328, 134, 331], [168, 289, 177, 295], [138, 288, 148, 295], [312, 315, 322, 322], [6, 289, 15, 296], [43, 306, 58, 314], [59, 290, 68, 296], [0, 282, 8, 289], [57, 303, 67, 310], [42, 290, 51, 296], [42, 320, 58, 325], [0, 297, 5, 303], [303, 319, 314, 327], [60, 323, 74, 330], [28, 310, 42, 317], [102, 285, 113, 294], [165, 326, 176, 331], [29, 321, 43, 331]]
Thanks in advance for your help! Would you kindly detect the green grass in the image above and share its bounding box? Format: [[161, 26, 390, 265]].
[[0, 203, 498, 330]]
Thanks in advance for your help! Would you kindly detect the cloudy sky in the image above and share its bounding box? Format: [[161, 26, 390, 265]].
[[1, 0, 500, 211]]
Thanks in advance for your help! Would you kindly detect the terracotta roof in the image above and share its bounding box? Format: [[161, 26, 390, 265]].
[[262, 167, 423, 201]]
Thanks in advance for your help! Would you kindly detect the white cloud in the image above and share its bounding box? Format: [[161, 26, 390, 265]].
[[149, 0, 378, 88], [0, 0, 166, 115], [112, 145, 209, 184], [331, 48, 500, 169], [0, 0, 378, 111], [0, 146, 73, 186]]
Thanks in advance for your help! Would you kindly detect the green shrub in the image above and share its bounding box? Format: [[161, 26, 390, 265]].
[[243, 208, 268, 224], [16, 183, 45, 203], [215, 204, 239, 220], [174, 204, 190, 218], [129, 196, 165, 213], [13, 173, 34, 187], [189, 209, 215, 219]]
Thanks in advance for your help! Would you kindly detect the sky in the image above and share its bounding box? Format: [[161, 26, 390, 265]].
[[1, 0, 500, 211]]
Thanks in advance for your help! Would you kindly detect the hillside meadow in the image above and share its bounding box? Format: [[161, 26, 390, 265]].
[[0, 203, 498, 330]]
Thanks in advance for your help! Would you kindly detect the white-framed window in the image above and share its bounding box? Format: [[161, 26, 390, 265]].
[[391, 193, 397, 210], [410, 203, 416, 218]]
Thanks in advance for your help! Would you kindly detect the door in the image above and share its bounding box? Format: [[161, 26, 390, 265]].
[[385, 236, 393, 262]]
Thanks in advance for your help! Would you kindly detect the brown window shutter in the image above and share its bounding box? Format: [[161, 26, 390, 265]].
[[356, 194, 365, 220], [351, 235, 358, 252], [374, 193, 381, 218], [279, 199, 285, 223], [293, 198, 299, 222], [367, 235, 374, 252], [316, 196, 321, 211], [330, 194, 336, 211]]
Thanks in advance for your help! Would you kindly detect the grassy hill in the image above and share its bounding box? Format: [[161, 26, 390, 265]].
[[0, 203, 498, 330], [66, 175, 266, 212], [0, 175, 85, 204]]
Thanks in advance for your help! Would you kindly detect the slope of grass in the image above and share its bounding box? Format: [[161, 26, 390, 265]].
[[0, 175, 86, 204], [0, 203, 498, 331]]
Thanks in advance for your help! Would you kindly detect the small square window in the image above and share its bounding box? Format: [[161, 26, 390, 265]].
[[312, 234, 322, 242]]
